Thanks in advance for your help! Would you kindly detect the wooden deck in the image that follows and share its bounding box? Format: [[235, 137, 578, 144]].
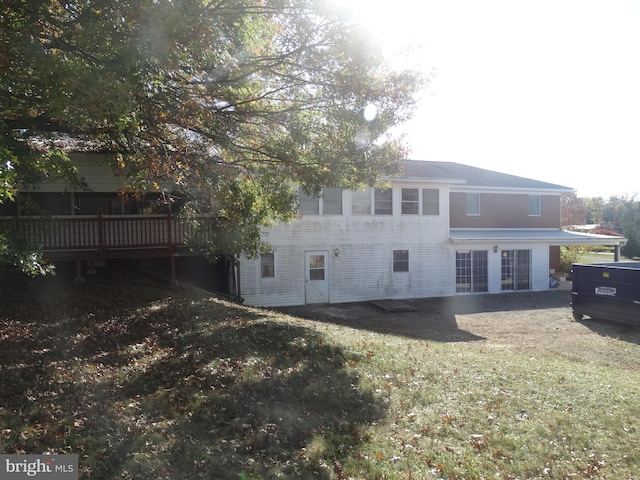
[[0, 214, 213, 261]]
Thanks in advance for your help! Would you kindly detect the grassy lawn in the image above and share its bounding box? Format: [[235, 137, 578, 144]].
[[574, 251, 619, 264], [571, 247, 634, 265], [2, 271, 640, 479]]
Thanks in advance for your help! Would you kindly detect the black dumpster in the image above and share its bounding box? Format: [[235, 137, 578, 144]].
[[571, 262, 640, 324]]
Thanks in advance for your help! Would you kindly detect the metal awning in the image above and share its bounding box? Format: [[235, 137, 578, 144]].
[[449, 229, 627, 246]]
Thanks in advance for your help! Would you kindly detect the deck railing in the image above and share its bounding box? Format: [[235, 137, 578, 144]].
[[0, 214, 213, 255]]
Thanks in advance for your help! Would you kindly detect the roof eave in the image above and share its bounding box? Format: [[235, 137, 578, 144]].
[[386, 176, 466, 185], [448, 229, 627, 246], [449, 185, 575, 194]]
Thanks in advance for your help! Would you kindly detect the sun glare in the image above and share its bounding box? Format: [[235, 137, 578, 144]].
[[363, 103, 377, 122], [327, 0, 427, 68]]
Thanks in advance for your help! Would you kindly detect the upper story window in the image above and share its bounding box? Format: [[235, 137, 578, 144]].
[[77, 193, 127, 215], [401, 188, 419, 214], [466, 193, 480, 216], [374, 188, 393, 215], [352, 187, 392, 215], [121, 192, 173, 215], [528, 195, 541, 216], [322, 187, 342, 215], [422, 188, 440, 215], [298, 187, 343, 215], [401, 188, 440, 215], [5, 192, 180, 216], [298, 190, 319, 215], [18, 192, 73, 215], [352, 187, 372, 215]]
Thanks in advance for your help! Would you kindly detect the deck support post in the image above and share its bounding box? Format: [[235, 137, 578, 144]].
[[234, 256, 241, 302], [170, 254, 177, 285], [74, 260, 85, 284]]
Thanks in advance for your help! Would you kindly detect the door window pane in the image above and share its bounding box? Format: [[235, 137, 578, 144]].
[[516, 249, 531, 290], [309, 255, 325, 280], [472, 250, 488, 292], [501, 250, 515, 291], [456, 251, 471, 293], [501, 249, 531, 291], [456, 250, 487, 292]]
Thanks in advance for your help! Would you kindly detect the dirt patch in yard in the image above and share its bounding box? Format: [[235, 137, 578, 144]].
[[275, 283, 640, 369]]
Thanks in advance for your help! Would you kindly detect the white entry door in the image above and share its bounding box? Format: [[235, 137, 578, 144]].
[[305, 251, 330, 304]]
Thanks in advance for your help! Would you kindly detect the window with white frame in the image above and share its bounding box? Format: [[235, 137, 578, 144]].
[[374, 188, 393, 215], [422, 188, 440, 215], [401, 188, 440, 215], [322, 187, 342, 215], [260, 252, 275, 278], [466, 193, 480, 216], [393, 250, 409, 272], [528, 195, 541, 216], [298, 190, 319, 215], [351, 187, 372, 215], [298, 187, 343, 215], [401, 188, 419, 214]]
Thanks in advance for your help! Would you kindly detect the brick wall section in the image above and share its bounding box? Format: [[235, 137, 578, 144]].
[[449, 192, 561, 228]]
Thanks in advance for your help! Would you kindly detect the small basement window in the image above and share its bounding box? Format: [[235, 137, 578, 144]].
[[393, 250, 409, 272]]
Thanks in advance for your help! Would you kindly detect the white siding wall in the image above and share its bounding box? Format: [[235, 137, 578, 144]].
[[531, 244, 551, 291], [241, 184, 453, 307]]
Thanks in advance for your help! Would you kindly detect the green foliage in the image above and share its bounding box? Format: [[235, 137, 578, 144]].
[[621, 222, 640, 259], [0, 157, 17, 203], [0, 0, 424, 266], [0, 231, 55, 276], [559, 245, 584, 272], [583, 196, 605, 225], [581, 194, 640, 259]]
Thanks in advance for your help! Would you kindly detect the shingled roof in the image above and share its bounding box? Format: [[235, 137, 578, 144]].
[[397, 160, 573, 191]]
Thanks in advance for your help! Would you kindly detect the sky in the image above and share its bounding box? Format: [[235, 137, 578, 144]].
[[345, 0, 640, 199]]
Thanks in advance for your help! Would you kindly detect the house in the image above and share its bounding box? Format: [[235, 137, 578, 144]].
[[0, 156, 625, 306], [238, 160, 626, 306]]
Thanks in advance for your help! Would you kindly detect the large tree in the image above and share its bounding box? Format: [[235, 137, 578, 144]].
[[0, 0, 423, 269], [560, 192, 586, 228]]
